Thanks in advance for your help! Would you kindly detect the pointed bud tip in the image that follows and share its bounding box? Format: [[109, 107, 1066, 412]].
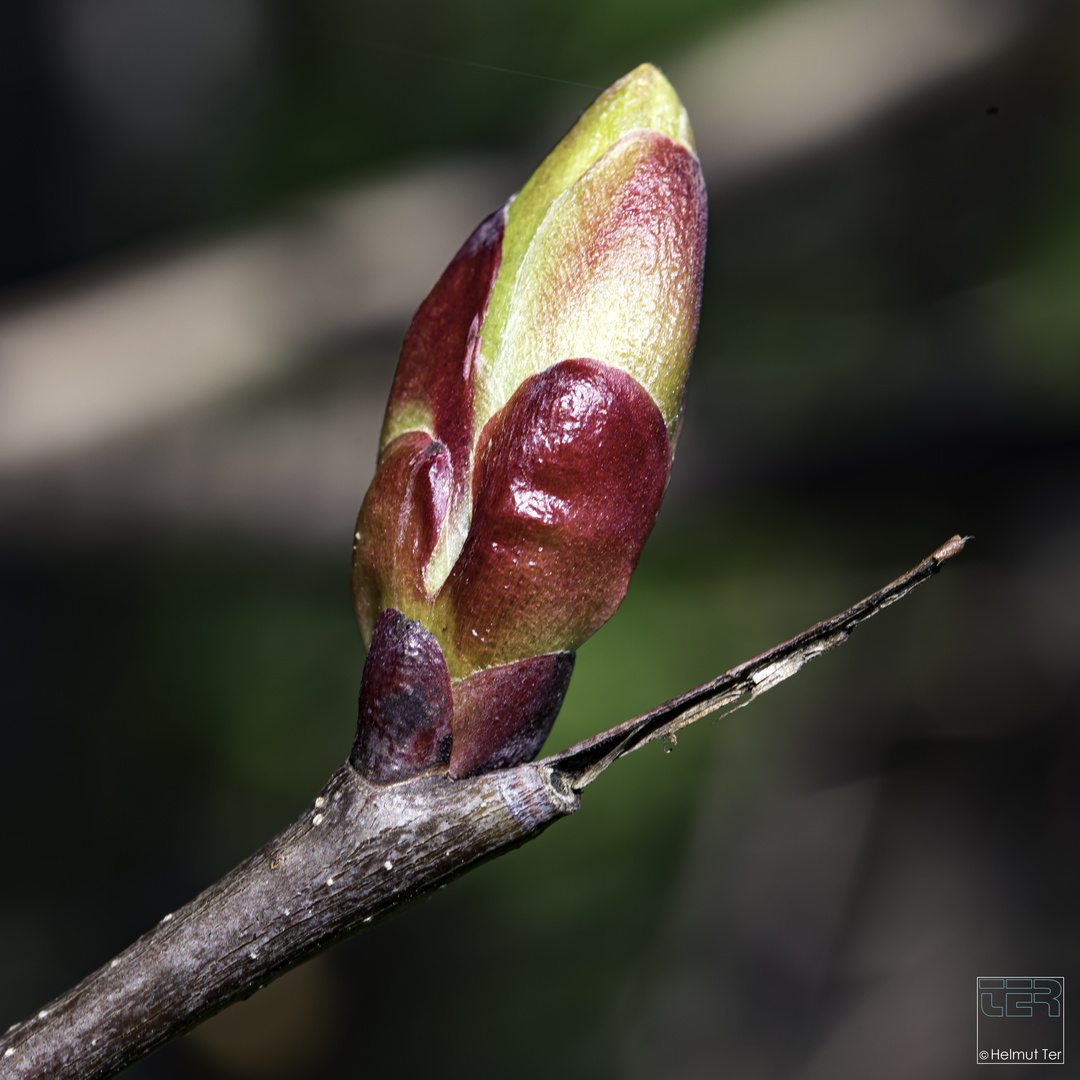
[[512, 62, 696, 226], [600, 62, 697, 156], [476, 64, 704, 439]]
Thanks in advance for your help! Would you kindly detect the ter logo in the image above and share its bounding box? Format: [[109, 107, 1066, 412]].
[[977, 977, 1064, 1065], [980, 979, 1062, 1019]]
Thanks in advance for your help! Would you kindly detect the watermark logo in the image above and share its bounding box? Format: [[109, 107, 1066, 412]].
[[977, 977, 1064, 1065]]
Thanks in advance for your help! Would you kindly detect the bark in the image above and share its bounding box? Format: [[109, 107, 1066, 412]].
[[0, 536, 967, 1080]]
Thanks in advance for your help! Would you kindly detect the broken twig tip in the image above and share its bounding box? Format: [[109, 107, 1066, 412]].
[[932, 534, 970, 563], [548, 536, 969, 790]]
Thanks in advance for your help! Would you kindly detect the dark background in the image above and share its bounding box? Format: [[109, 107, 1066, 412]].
[[1, 1, 1078, 1077]]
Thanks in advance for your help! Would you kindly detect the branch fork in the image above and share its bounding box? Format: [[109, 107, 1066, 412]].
[[0, 535, 967, 1080]]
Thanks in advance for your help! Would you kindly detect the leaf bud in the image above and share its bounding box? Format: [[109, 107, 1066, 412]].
[[351, 63, 707, 781]]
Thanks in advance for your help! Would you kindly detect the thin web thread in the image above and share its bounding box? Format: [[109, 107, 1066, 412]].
[[370, 42, 603, 90]]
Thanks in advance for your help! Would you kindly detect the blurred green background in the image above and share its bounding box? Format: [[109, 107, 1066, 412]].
[[2, 1, 1078, 1078]]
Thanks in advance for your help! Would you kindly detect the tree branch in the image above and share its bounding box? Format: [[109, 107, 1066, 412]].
[[0, 536, 967, 1080]]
